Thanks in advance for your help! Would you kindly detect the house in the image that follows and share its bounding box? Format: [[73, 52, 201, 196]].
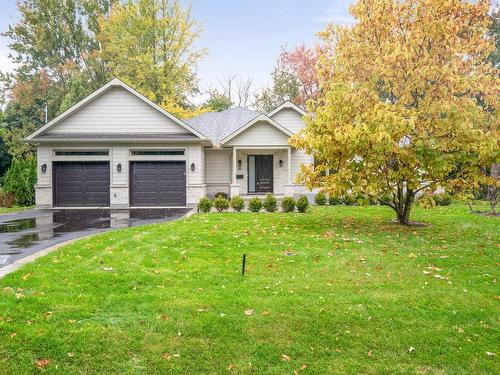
[[25, 78, 314, 208]]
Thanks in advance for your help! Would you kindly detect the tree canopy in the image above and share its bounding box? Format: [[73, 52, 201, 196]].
[[291, 0, 499, 225]]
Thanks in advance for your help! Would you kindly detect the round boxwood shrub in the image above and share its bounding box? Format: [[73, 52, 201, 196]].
[[248, 197, 262, 212], [281, 196, 296, 212], [263, 193, 277, 212], [329, 195, 342, 205], [296, 195, 309, 213], [197, 197, 212, 213], [213, 196, 230, 212], [230, 196, 245, 212], [314, 192, 327, 205], [214, 191, 228, 199]]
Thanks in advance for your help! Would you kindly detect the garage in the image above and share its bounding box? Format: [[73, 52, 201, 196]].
[[130, 161, 186, 207], [53, 162, 110, 207]]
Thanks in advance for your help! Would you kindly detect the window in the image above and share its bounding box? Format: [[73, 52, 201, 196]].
[[130, 150, 184, 156], [55, 150, 109, 156]]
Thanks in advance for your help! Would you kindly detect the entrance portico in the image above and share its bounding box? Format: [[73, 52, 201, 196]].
[[230, 146, 292, 197]]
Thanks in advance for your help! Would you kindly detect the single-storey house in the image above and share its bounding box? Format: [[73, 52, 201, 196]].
[[25, 78, 314, 208]]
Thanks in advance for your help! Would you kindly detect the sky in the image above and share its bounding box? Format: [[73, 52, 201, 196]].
[[0, 0, 354, 102]]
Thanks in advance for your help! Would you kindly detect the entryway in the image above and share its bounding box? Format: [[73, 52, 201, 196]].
[[248, 155, 273, 194]]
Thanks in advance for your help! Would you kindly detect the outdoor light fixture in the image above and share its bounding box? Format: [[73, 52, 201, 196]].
[[117, 163, 122, 172], [41, 163, 47, 173], [279, 160, 284, 167], [191, 162, 195, 172], [237, 160, 242, 169]]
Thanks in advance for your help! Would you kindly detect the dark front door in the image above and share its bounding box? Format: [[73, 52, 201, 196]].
[[130, 161, 186, 207], [53, 162, 110, 207], [248, 155, 273, 194]]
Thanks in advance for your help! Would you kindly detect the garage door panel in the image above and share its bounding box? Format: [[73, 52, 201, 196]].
[[130, 161, 186, 206], [54, 162, 110, 207]]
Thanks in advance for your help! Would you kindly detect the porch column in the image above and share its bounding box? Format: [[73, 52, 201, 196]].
[[287, 146, 292, 184], [230, 147, 240, 197], [232, 147, 237, 184]]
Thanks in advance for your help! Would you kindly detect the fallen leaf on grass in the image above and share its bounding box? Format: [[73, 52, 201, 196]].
[[408, 253, 417, 258], [367, 350, 373, 357], [21, 272, 32, 280], [281, 354, 291, 361], [301, 364, 307, 370], [67, 352, 75, 357], [244, 309, 253, 316], [36, 359, 50, 369], [103, 267, 113, 272], [228, 364, 236, 370], [486, 352, 496, 357], [10, 332, 17, 338], [408, 346, 415, 353]]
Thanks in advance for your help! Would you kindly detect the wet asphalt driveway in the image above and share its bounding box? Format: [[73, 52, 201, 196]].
[[0, 208, 191, 268]]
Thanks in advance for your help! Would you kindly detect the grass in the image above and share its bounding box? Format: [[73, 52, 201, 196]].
[[0, 206, 34, 215], [0, 205, 498, 374]]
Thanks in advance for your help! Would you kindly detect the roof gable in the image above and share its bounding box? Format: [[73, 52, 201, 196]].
[[267, 101, 306, 117], [26, 78, 209, 142], [220, 114, 293, 146]]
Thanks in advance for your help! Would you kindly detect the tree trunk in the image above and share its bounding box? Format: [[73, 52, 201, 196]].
[[393, 187, 415, 225]]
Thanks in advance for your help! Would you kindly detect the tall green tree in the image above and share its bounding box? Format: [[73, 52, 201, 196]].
[[97, 0, 206, 112]]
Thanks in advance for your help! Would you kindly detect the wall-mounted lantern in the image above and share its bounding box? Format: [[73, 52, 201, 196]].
[[237, 160, 242, 169], [41, 163, 47, 173], [191, 162, 195, 172], [117, 163, 122, 172], [279, 160, 284, 168]]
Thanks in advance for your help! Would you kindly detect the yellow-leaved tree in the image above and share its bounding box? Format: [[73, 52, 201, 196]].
[[291, 0, 499, 225], [97, 0, 207, 118]]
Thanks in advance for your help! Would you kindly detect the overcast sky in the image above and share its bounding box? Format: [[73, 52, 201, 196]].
[[0, 0, 354, 101]]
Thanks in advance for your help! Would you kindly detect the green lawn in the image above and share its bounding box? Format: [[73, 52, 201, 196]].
[[0, 205, 498, 374], [0, 206, 34, 215]]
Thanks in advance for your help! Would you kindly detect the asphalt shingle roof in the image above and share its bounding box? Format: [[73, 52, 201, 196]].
[[185, 106, 260, 144]]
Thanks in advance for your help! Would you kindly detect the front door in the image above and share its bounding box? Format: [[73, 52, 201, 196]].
[[248, 155, 273, 194]]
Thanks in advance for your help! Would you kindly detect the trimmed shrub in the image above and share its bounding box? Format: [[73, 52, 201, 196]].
[[197, 197, 212, 213], [314, 192, 327, 205], [248, 197, 262, 212], [281, 196, 296, 212], [263, 193, 277, 212], [329, 195, 342, 205], [213, 196, 230, 212], [0, 189, 15, 208], [230, 196, 245, 212], [343, 194, 357, 206], [433, 193, 452, 206], [2, 157, 37, 206], [296, 195, 309, 213], [214, 192, 228, 199]]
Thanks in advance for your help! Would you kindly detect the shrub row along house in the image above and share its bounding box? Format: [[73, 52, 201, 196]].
[[25, 79, 315, 209]]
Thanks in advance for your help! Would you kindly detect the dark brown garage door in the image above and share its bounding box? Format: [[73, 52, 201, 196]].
[[53, 162, 110, 207], [130, 161, 186, 207]]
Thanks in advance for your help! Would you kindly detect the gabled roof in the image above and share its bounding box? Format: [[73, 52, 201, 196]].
[[25, 78, 210, 143], [185, 107, 295, 146], [267, 100, 307, 117], [185, 106, 260, 144], [218, 114, 293, 145]]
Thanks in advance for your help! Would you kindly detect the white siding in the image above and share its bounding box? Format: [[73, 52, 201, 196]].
[[111, 145, 128, 186], [270, 108, 305, 134], [205, 149, 230, 184], [187, 145, 204, 185], [225, 121, 290, 146], [291, 149, 314, 183], [37, 146, 51, 186], [48, 87, 190, 134]]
